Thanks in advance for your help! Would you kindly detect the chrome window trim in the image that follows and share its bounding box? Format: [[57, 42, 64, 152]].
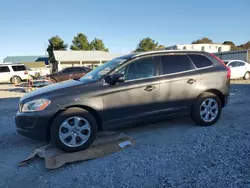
[[103, 53, 214, 85]]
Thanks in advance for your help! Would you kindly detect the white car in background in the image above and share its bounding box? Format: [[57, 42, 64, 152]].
[[0, 64, 40, 84], [223, 60, 250, 80]]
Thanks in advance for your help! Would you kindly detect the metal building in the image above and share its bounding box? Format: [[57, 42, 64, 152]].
[[214, 50, 250, 62], [53, 51, 121, 71]]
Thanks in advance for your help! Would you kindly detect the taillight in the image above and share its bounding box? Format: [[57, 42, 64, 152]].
[[24, 71, 28, 75], [210, 53, 231, 79]]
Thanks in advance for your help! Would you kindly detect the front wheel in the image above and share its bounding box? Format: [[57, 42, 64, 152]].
[[51, 108, 97, 152], [191, 92, 222, 126]]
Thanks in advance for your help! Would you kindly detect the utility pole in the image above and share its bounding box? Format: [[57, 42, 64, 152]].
[[44, 42, 47, 55]]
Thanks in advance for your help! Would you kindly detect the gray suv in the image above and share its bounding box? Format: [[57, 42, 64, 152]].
[[15, 50, 230, 152]]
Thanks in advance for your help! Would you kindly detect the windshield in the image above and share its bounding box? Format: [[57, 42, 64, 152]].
[[80, 58, 127, 82]]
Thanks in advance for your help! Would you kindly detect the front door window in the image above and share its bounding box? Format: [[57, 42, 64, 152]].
[[116, 57, 156, 81]]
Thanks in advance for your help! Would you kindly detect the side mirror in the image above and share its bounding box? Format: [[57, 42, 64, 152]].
[[105, 74, 125, 85]]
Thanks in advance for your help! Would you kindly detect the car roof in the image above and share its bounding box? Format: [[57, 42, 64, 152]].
[[134, 50, 206, 57], [116, 50, 209, 60], [222, 59, 246, 62], [64, 66, 83, 68]]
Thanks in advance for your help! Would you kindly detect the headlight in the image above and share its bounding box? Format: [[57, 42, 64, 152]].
[[22, 99, 51, 112]]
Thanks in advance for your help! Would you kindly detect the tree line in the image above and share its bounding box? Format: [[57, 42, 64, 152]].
[[47, 33, 108, 62], [47, 34, 250, 63], [191, 37, 250, 51]]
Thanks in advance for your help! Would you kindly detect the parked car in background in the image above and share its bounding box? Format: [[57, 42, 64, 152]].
[[16, 50, 230, 152], [86, 64, 99, 70], [0, 64, 40, 84], [46, 66, 91, 83], [223, 60, 250, 80]]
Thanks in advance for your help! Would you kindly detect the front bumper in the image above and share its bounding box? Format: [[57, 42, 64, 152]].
[[15, 110, 53, 141]]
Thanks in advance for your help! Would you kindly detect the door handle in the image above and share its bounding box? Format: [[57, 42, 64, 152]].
[[187, 79, 196, 84], [144, 85, 155, 92]]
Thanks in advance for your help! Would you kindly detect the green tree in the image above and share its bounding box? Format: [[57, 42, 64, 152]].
[[90, 38, 109, 51], [135, 37, 159, 52], [223, 41, 235, 46], [47, 35, 68, 73], [70, 33, 91, 50], [222, 41, 243, 50], [192, 37, 213, 44], [239, 41, 250, 49], [157, 44, 165, 50]]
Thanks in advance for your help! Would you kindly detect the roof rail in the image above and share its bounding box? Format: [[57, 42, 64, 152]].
[[133, 49, 203, 57]]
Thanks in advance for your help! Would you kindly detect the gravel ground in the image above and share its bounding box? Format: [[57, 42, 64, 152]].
[[0, 81, 250, 188]]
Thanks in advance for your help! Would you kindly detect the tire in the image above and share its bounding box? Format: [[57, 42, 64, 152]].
[[191, 92, 222, 126], [11, 76, 22, 84], [51, 107, 97, 152], [243, 72, 250, 80]]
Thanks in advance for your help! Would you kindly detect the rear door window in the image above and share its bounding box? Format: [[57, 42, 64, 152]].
[[73, 67, 87, 72], [11, 65, 27, 71], [62, 68, 74, 73], [0, 66, 10, 73], [160, 55, 194, 75], [188, 54, 213, 68]]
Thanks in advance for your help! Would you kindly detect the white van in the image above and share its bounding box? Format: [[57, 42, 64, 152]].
[[0, 64, 39, 84]]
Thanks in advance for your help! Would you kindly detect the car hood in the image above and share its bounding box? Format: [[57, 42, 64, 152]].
[[20, 80, 83, 102]]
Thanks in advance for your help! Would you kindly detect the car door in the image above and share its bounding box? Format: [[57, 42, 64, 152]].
[[11, 65, 28, 80], [56, 68, 74, 82], [235, 61, 247, 78], [0, 66, 12, 83], [70, 67, 88, 79], [102, 56, 160, 128], [227, 61, 238, 79], [157, 54, 202, 114]]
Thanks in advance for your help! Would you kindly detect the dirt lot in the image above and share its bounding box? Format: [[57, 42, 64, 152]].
[[0, 81, 250, 188]]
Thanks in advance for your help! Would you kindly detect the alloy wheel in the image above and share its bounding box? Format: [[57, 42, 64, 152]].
[[59, 116, 91, 147], [200, 98, 219, 122]]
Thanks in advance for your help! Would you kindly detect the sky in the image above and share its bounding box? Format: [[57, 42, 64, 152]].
[[0, 0, 249, 61]]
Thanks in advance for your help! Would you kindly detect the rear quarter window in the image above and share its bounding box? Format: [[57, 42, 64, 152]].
[[12, 65, 27, 71], [188, 54, 213, 68]]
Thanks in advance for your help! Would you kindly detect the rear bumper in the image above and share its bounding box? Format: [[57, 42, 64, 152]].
[[15, 110, 53, 141]]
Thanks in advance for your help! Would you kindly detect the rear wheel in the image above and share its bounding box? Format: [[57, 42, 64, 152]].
[[11, 76, 22, 84], [191, 92, 222, 126], [244, 72, 250, 80], [51, 108, 97, 152]]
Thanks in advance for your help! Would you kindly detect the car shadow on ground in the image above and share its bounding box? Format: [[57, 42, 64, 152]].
[[114, 116, 196, 136]]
